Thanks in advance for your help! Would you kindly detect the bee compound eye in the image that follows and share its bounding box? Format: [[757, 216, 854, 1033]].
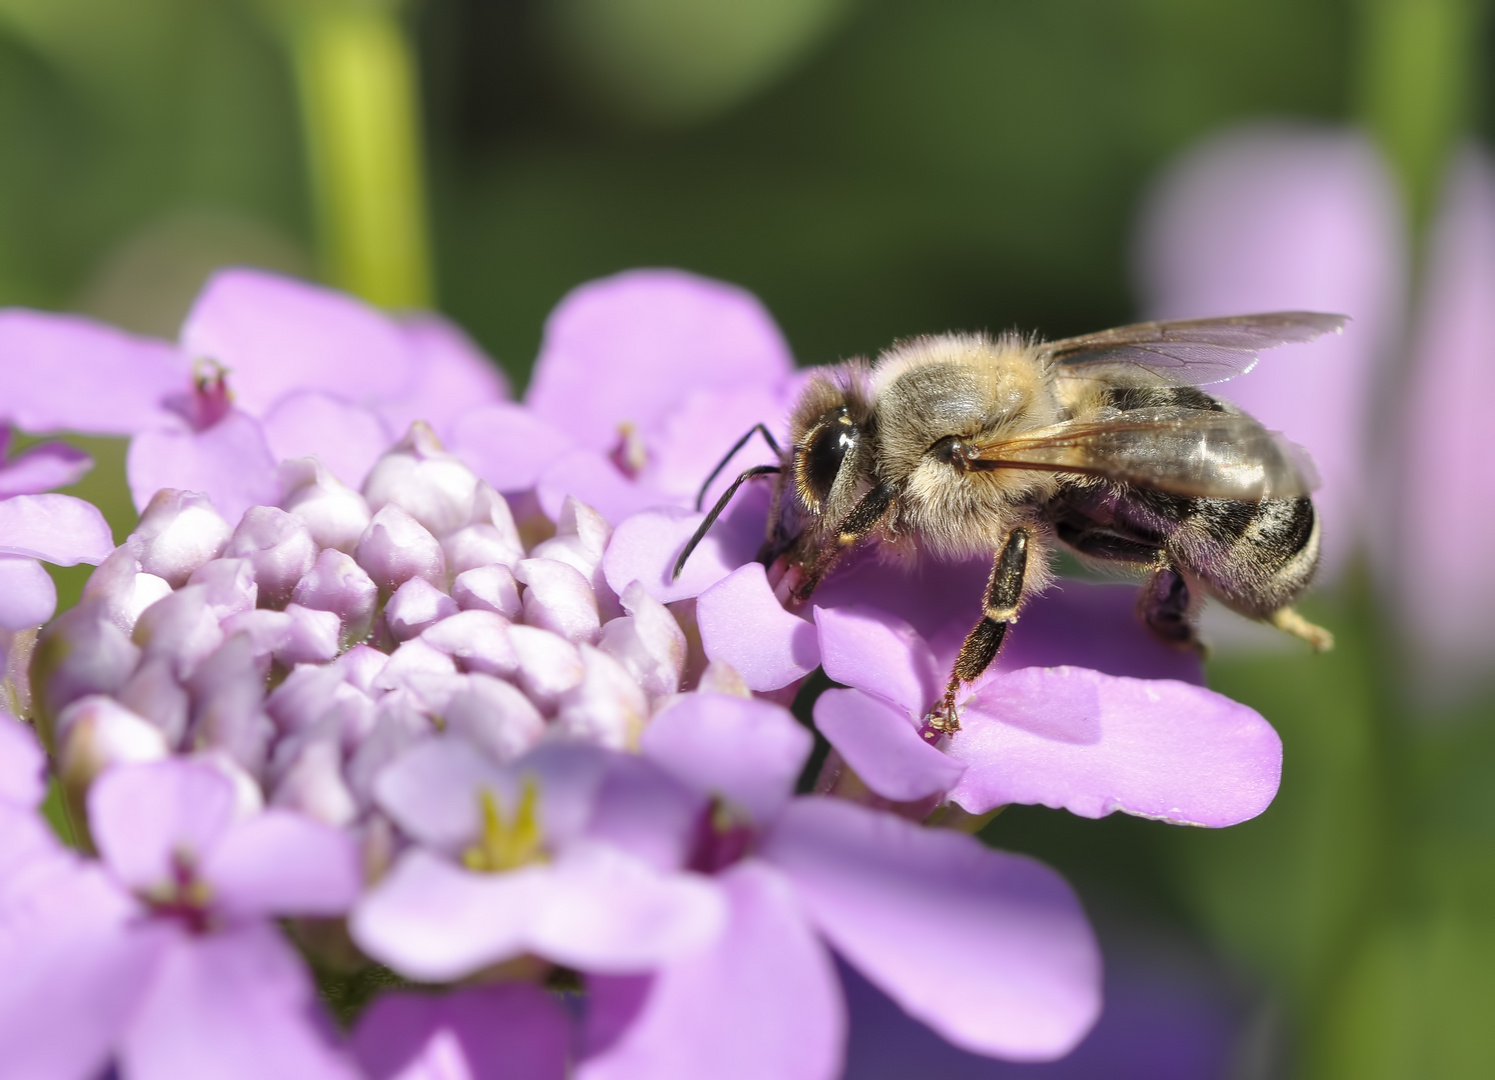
[[800, 412, 858, 507]]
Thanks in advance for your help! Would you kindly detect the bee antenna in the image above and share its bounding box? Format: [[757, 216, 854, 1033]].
[[694, 424, 784, 511], [673, 464, 781, 580]]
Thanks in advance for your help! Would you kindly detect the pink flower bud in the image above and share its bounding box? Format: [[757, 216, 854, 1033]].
[[516, 558, 600, 645], [117, 656, 191, 746], [279, 457, 373, 553], [553, 645, 647, 750], [452, 564, 521, 620], [445, 674, 545, 763], [292, 548, 378, 647], [225, 506, 318, 609], [420, 610, 518, 679], [385, 577, 458, 642], [599, 581, 687, 702], [507, 625, 584, 711], [57, 694, 169, 793], [187, 557, 259, 620], [134, 585, 224, 679], [363, 422, 479, 537], [355, 505, 446, 595], [129, 489, 232, 586]]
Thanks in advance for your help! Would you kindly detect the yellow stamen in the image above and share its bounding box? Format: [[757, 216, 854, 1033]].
[[462, 781, 546, 873]]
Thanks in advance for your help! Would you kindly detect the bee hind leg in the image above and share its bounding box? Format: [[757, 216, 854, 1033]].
[[932, 529, 1029, 737], [1138, 565, 1207, 655], [1268, 606, 1335, 652]]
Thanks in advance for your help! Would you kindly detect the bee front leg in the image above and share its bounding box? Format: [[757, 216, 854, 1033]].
[[788, 484, 897, 603], [933, 528, 1029, 736]]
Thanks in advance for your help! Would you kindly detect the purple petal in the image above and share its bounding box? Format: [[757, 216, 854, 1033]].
[[0, 866, 172, 1080], [127, 410, 280, 526], [579, 860, 843, 1080], [640, 385, 789, 507], [261, 391, 393, 491], [997, 582, 1204, 685], [0, 310, 185, 434], [353, 983, 568, 1080], [447, 402, 576, 494], [812, 552, 992, 672], [537, 450, 671, 525], [372, 736, 519, 851], [814, 689, 965, 802], [642, 694, 810, 823], [0, 714, 46, 807], [813, 605, 940, 715], [204, 810, 361, 918], [948, 667, 1281, 825], [1136, 125, 1406, 582], [88, 759, 238, 891], [697, 564, 819, 691], [765, 797, 1101, 1061], [382, 314, 512, 439], [602, 498, 765, 605], [0, 440, 92, 498], [1392, 149, 1495, 693], [352, 845, 724, 982], [0, 493, 114, 565], [524, 841, 726, 972], [120, 923, 361, 1080], [526, 269, 793, 453], [0, 556, 56, 630], [180, 268, 414, 416]]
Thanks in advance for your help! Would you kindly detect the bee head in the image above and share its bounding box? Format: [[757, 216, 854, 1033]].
[[787, 364, 874, 519], [796, 405, 860, 513]]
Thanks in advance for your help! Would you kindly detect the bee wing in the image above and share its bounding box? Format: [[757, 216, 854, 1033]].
[[1039, 312, 1347, 386], [968, 408, 1316, 500]]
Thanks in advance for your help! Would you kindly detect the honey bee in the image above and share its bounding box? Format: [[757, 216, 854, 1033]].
[[676, 312, 1345, 733]]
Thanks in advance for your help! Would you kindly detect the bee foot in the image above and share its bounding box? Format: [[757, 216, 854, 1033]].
[[1269, 606, 1335, 652]]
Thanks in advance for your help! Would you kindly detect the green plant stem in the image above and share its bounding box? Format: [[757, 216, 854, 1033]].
[[280, 0, 433, 308], [1356, 0, 1484, 231]]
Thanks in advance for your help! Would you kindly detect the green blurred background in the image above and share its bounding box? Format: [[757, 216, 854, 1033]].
[[4, 0, 1493, 1076]]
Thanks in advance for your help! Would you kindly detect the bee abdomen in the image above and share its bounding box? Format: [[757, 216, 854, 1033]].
[[1104, 385, 1226, 413], [1157, 494, 1320, 617]]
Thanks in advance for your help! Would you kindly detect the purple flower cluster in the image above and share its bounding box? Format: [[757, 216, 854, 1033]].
[[0, 266, 1288, 1078]]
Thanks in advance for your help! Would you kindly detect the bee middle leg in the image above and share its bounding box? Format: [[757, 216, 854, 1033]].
[[933, 528, 1029, 736]]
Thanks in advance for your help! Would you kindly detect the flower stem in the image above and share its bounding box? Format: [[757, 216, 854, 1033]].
[[278, 0, 434, 308], [1355, 0, 1485, 229]]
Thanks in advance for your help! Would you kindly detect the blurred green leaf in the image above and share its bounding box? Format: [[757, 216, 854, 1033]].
[[542, 0, 861, 127], [1156, 595, 1384, 1013]]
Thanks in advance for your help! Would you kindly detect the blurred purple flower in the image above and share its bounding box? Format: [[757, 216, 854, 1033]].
[[1134, 123, 1407, 589], [353, 982, 571, 1080], [0, 759, 360, 1080], [1388, 147, 1495, 698], [579, 694, 1101, 1079]]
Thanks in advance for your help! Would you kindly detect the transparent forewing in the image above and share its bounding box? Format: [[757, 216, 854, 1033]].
[[1040, 312, 1347, 386], [969, 409, 1316, 500]]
